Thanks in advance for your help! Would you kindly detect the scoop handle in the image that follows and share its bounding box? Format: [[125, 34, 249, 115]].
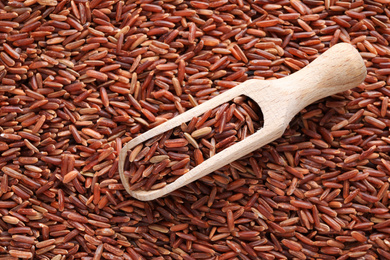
[[273, 43, 366, 118]]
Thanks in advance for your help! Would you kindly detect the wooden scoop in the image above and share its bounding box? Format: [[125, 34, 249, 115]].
[[119, 43, 366, 201]]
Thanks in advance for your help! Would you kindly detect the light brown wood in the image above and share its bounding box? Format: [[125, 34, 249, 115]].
[[119, 43, 367, 201]]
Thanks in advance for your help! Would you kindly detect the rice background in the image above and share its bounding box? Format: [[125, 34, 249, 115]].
[[0, 0, 390, 259]]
